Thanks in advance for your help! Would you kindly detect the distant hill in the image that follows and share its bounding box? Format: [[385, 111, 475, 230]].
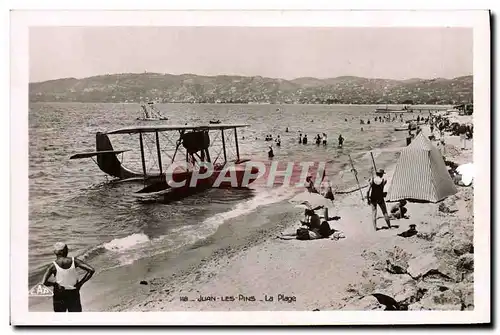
[[29, 73, 473, 105]]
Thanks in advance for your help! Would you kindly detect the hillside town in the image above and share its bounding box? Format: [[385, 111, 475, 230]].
[[29, 73, 473, 105]]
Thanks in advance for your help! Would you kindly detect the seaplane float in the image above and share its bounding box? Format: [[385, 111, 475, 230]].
[[137, 102, 168, 121], [70, 123, 261, 202]]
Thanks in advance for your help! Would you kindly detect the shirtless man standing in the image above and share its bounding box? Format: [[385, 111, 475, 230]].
[[42, 242, 95, 312]]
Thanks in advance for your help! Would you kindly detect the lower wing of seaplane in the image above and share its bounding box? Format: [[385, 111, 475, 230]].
[[70, 123, 261, 201]]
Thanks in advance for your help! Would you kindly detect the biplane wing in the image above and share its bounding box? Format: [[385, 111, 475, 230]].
[[105, 124, 250, 135], [70, 150, 130, 160]]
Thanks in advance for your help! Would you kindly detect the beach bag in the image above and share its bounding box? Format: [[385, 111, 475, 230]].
[[296, 228, 310, 240]]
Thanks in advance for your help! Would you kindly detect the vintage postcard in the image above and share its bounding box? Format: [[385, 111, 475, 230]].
[[10, 9, 490, 326]]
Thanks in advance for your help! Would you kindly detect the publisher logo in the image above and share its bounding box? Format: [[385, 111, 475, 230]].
[[29, 284, 53, 297]]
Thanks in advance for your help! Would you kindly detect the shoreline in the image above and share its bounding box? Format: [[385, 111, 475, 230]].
[[127, 122, 474, 312]]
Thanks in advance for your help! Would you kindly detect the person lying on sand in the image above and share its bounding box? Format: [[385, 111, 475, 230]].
[[389, 200, 409, 219], [279, 221, 340, 240], [279, 228, 321, 240]]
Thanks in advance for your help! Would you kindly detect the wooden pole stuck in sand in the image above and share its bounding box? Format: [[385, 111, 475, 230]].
[[370, 152, 377, 172], [348, 154, 364, 201]]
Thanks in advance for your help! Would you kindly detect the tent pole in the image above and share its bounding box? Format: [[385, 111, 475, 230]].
[[370, 152, 377, 176], [348, 154, 364, 201]]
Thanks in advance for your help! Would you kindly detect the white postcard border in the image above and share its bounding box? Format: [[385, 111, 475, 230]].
[[10, 9, 490, 325]]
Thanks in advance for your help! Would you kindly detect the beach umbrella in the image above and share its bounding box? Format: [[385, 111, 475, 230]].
[[289, 191, 333, 210], [456, 163, 474, 186]]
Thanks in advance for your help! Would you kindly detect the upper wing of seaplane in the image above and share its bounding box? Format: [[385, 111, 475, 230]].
[[104, 123, 250, 135]]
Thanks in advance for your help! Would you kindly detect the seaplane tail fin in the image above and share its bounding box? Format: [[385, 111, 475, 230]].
[[95, 132, 141, 179]]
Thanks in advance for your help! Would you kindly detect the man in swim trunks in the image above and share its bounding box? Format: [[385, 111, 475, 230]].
[[42, 242, 95, 312], [338, 134, 344, 148], [366, 169, 392, 231]]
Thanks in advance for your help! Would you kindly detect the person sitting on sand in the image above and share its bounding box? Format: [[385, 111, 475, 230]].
[[302, 208, 322, 231], [366, 169, 392, 231], [303, 134, 308, 145], [305, 176, 319, 194], [324, 182, 335, 202], [389, 200, 409, 219]]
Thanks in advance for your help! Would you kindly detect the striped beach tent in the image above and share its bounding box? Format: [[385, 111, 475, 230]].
[[387, 132, 457, 203]]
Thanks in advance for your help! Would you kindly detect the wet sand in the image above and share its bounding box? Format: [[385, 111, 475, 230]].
[[127, 119, 475, 311]]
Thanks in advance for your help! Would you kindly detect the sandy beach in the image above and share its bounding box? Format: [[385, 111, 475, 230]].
[[126, 119, 474, 312]]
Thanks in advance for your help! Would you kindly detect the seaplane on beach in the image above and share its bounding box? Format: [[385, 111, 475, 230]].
[[70, 123, 260, 202], [137, 102, 168, 121]]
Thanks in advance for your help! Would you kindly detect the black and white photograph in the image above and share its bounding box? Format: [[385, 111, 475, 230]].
[[10, 9, 490, 325]]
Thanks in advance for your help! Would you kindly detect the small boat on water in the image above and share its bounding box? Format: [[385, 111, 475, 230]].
[[394, 127, 409, 131], [137, 102, 168, 121], [375, 105, 414, 113], [395, 122, 419, 131]]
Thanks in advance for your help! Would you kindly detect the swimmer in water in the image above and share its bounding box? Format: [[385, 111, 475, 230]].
[[268, 146, 274, 158], [338, 134, 344, 148]]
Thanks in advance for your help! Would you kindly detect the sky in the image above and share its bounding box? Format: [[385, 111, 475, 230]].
[[29, 27, 473, 83]]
